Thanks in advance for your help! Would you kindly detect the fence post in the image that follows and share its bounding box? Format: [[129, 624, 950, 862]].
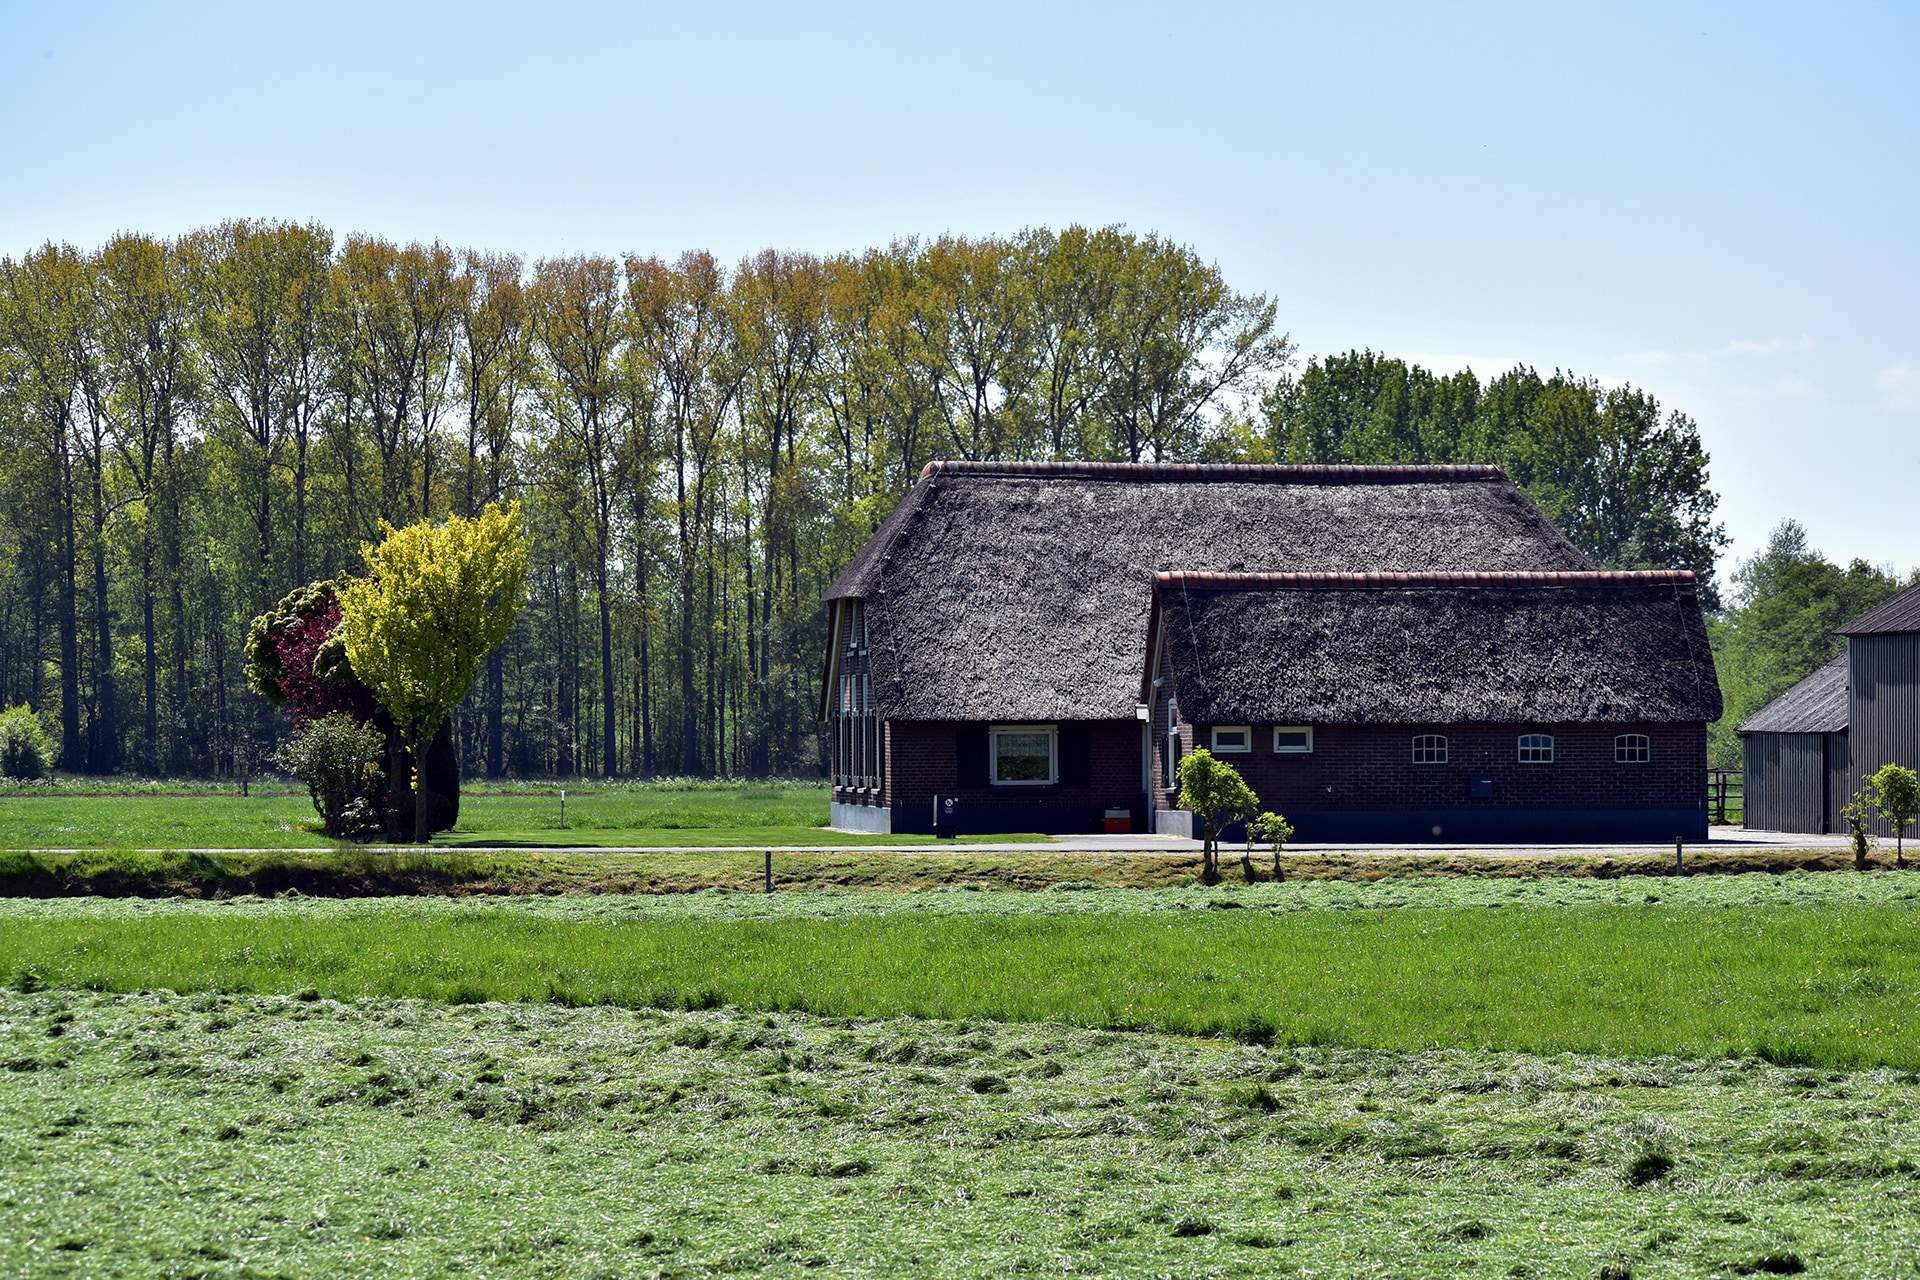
[[1675, 836, 1684, 875], [765, 850, 773, 894]]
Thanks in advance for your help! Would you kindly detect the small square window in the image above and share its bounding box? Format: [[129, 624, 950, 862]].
[[1274, 726, 1313, 754], [1412, 734, 1448, 764], [991, 725, 1056, 785], [1615, 733, 1650, 763], [1211, 726, 1251, 754], [1519, 734, 1554, 764]]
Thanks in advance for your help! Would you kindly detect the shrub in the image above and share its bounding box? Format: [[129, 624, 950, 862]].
[[271, 713, 386, 837], [0, 705, 54, 780]]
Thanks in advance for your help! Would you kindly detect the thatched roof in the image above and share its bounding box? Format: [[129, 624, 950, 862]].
[[1147, 570, 1721, 725], [1737, 655, 1848, 735], [1837, 581, 1920, 635], [828, 461, 1596, 722]]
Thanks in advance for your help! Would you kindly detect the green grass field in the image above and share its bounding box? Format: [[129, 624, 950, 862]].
[[6, 873, 1919, 1067], [0, 779, 1047, 849], [5, 811, 1919, 1276]]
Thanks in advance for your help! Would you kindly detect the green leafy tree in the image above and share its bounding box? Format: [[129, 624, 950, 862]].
[[1249, 810, 1296, 881], [1176, 748, 1260, 885], [1870, 763, 1919, 869], [270, 712, 385, 836], [1709, 522, 1909, 767], [1264, 356, 1727, 605], [340, 501, 528, 841], [0, 705, 53, 780]]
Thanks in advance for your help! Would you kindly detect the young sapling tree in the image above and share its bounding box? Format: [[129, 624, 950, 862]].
[[1249, 810, 1296, 881], [1870, 763, 1919, 869], [1176, 748, 1260, 885], [1841, 784, 1877, 872]]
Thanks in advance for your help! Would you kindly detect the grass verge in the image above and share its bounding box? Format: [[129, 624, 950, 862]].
[[0, 843, 1891, 898], [4, 992, 1916, 1278]]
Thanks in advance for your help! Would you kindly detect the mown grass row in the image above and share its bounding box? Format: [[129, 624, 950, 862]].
[[10, 992, 1899, 1279], [6, 899, 1918, 1067]]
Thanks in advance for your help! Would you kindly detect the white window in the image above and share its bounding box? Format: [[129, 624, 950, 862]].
[[1615, 733, 1650, 763], [1273, 726, 1313, 754], [1519, 734, 1555, 764], [1412, 734, 1447, 764], [1211, 725, 1251, 753], [991, 725, 1057, 786]]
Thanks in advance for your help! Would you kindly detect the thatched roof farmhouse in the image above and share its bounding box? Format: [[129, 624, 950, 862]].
[[821, 461, 1718, 841]]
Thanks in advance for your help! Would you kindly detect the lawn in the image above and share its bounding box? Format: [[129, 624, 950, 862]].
[[0, 779, 1048, 849], [4, 990, 1917, 1278], [6, 876, 1920, 1275], [6, 873, 1920, 1067]]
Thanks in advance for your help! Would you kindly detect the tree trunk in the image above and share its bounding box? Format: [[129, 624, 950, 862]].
[[412, 728, 432, 844], [58, 501, 81, 770], [599, 577, 616, 778], [679, 560, 699, 776], [485, 649, 504, 778], [142, 553, 157, 773], [90, 493, 116, 773]]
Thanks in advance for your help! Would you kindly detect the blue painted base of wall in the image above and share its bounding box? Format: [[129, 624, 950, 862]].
[[860, 803, 1707, 842], [1241, 808, 1709, 844]]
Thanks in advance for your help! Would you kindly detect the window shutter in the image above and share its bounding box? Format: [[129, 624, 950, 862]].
[[1059, 724, 1091, 787], [956, 726, 989, 788]]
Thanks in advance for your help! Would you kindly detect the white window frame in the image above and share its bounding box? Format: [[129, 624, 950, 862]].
[[1412, 734, 1448, 764], [1210, 725, 1252, 754], [989, 724, 1058, 787], [1273, 726, 1314, 754], [1615, 733, 1650, 763], [1518, 733, 1555, 764]]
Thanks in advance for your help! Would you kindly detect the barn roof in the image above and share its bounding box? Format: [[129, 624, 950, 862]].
[[828, 461, 1595, 722], [1836, 581, 1920, 635], [1146, 570, 1722, 725], [1736, 655, 1848, 735]]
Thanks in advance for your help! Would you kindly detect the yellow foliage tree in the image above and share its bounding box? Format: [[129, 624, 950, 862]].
[[339, 502, 528, 841]]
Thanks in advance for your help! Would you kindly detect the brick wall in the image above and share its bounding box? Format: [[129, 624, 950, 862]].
[[1181, 720, 1706, 813], [844, 719, 1147, 819]]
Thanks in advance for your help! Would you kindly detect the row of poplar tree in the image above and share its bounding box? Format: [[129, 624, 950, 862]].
[[0, 222, 1301, 778]]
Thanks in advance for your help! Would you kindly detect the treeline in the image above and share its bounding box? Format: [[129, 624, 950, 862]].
[[1258, 351, 1726, 602], [0, 223, 1730, 779], [0, 223, 1292, 778]]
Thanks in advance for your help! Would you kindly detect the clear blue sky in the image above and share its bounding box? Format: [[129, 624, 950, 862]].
[[3, 1, 1915, 577]]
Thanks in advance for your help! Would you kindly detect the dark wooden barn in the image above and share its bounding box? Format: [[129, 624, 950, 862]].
[[1736, 655, 1848, 834], [1142, 570, 1721, 841], [818, 459, 1673, 837]]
